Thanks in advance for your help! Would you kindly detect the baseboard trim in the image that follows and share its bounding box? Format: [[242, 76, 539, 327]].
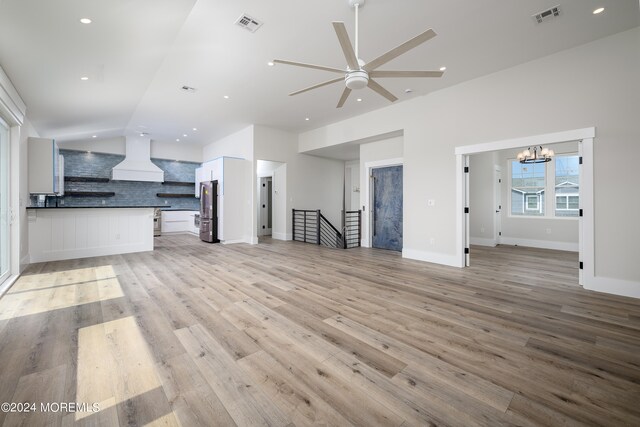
[[160, 231, 198, 236], [271, 232, 292, 241], [221, 239, 246, 245], [470, 237, 497, 247], [499, 237, 578, 252], [402, 248, 462, 268], [584, 276, 640, 299]]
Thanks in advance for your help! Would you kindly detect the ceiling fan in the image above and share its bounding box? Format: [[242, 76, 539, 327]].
[[273, 0, 444, 108]]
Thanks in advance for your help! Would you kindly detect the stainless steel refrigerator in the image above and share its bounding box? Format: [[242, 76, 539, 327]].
[[199, 181, 219, 243]]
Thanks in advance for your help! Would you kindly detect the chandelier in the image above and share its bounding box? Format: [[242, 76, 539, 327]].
[[517, 146, 554, 164]]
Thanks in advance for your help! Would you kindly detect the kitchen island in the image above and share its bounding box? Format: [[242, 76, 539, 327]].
[[27, 206, 167, 262]]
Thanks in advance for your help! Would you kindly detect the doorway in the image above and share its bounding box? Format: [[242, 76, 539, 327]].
[[259, 176, 272, 236], [457, 127, 594, 287], [371, 165, 403, 251]]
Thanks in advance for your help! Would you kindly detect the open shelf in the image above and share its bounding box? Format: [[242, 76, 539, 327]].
[[63, 191, 115, 197], [156, 193, 196, 198], [162, 181, 195, 187], [65, 176, 110, 183]]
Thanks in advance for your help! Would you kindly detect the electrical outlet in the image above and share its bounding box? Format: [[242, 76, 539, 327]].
[[427, 199, 435, 207], [430, 237, 435, 245], [480, 227, 485, 233], [101, 200, 105, 205], [546, 228, 551, 234]]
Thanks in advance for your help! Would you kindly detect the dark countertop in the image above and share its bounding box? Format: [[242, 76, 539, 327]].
[[27, 206, 170, 210]]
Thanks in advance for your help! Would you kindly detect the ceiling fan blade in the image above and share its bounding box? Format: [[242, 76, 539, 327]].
[[273, 59, 345, 74], [332, 22, 360, 71], [289, 77, 343, 96], [364, 29, 437, 72], [369, 70, 444, 78], [367, 79, 398, 103], [336, 87, 352, 108]]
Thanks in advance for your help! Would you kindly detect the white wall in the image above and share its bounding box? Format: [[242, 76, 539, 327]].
[[299, 28, 640, 295], [150, 140, 202, 162], [253, 125, 344, 239], [344, 161, 359, 211], [58, 137, 126, 154], [257, 160, 282, 177], [202, 126, 254, 162], [58, 137, 203, 162], [359, 136, 404, 247]]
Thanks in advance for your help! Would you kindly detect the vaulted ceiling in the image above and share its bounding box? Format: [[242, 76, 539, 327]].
[[0, 0, 637, 145]]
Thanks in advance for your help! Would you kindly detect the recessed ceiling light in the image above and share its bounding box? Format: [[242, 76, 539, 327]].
[[80, 18, 92, 24], [267, 62, 275, 66], [192, 128, 198, 131], [357, 98, 362, 102], [92, 135, 97, 138], [176, 138, 180, 142], [439, 66, 447, 71], [405, 88, 413, 93], [80, 76, 89, 81], [223, 95, 229, 99], [183, 134, 187, 137], [593, 7, 604, 14], [305, 117, 310, 121]]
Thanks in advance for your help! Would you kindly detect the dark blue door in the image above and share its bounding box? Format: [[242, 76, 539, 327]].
[[372, 165, 403, 251]]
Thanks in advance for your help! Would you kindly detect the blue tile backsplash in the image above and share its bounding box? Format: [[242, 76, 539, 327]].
[[32, 149, 200, 209]]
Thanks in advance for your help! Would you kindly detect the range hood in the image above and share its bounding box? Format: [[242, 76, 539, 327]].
[[111, 136, 164, 182]]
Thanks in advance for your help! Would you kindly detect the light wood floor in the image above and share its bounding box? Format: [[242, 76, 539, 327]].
[[1, 235, 639, 426]]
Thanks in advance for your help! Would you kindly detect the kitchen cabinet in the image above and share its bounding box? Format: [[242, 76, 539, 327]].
[[161, 210, 198, 235], [28, 137, 64, 194]]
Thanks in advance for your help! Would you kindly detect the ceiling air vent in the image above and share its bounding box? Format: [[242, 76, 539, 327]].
[[533, 5, 561, 24], [235, 13, 263, 33]]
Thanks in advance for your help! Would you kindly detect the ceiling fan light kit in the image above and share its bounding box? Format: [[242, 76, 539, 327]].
[[274, 0, 443, 108], [345, 70, 368, 90]]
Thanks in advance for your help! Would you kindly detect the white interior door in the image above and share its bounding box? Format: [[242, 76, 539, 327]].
[[464, 156, 470, 266], [259, 177, 272, 236], [494, 166, 502, 244]]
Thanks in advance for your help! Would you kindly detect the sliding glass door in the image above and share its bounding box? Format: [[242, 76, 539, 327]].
[[0, 116, 9, 284]]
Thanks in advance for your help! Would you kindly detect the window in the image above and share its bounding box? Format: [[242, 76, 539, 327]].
[[511, 161, 545, 217], [510, 153, 580, 219], [526, 195, 540, 211], [554, 155, 580, 217], [556, 195, 579, 210]]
